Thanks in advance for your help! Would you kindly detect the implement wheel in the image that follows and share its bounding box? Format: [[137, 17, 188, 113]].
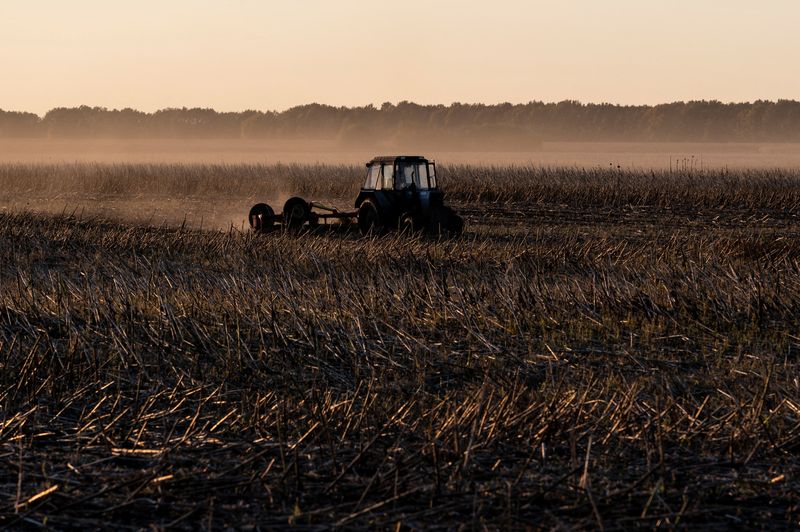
[[358, 200, 382, 235], [283, 197, 310, 229], [249, 203, 275, 232]]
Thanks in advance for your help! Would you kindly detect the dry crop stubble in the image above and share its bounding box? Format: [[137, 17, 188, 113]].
[[0, 164, 799, 528]]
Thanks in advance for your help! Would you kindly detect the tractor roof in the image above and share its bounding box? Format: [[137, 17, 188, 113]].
[[368, 155, 428, 164]]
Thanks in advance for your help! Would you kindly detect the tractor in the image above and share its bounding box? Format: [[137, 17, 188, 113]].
[[249, 155, 463, 236]]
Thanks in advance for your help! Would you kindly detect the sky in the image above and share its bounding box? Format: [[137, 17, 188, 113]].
[[1, 0, 799, 115]]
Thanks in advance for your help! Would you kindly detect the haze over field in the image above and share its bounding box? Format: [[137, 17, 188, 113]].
[[2, 139, 800, 170]]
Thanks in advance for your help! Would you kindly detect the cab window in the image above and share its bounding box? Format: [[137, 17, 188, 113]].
[[397, 164, 414, 189], [428, 163, 437, 188], [382, 164, 394, 189], [363, 164, 380, 189], [416, 163, 429, 189], [397, 162, 430, 189]]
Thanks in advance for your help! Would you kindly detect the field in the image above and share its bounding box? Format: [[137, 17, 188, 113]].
[[1, 162, 800, 529]]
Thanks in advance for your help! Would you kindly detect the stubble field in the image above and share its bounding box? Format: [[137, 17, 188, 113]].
[[1, 162, 799, 529]]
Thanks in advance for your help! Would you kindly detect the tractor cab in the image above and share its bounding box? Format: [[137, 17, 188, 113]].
[[361, 156, 437, 191], [356, 156, 443, 211]]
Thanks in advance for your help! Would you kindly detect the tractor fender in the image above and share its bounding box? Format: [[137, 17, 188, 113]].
[[355, 191, 394, 216], [354, 191, 372, 209]]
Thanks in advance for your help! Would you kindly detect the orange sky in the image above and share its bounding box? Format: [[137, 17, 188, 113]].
[[1, 1, 798, 115]]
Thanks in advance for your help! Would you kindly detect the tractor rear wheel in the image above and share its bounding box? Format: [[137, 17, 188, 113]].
[[398, 212, 418, 235], [358, 200, 382, 235], [446, 209, 464, 235], [249, 203, 275, 232], [283, 197, 310, 229]]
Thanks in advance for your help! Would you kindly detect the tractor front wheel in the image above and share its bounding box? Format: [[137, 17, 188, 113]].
[[446, 210, 464, 235], [428, 207, 464, 237]]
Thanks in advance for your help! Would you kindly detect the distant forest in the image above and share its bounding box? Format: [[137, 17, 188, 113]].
[[2, 100, 800, 148]]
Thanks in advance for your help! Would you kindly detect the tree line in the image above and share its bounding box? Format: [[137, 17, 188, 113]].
[[2, 100, 800, 147]]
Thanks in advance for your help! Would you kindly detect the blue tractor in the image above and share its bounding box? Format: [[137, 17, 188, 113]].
[[249, 155, 464, 236]]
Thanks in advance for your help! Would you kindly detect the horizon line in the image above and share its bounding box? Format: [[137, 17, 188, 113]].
[[3, 98, 800, 118]]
